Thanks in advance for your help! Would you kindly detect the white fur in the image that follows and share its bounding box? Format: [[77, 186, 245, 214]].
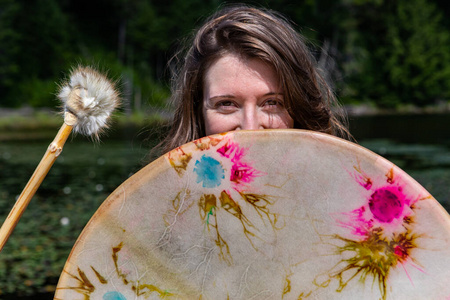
[[58, 66, 120, 138]]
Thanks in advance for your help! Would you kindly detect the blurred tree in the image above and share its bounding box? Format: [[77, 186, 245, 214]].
[[0, 0, 75, 107], [125, 0, 220, 77], [112, 0, 220, 111], [383, 0, 450, 106], [341, 0, 450, 107], [0, 0, 22, 106]]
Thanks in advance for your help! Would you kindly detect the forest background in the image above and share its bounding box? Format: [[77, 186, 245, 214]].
[[1, 0, 450, 114]]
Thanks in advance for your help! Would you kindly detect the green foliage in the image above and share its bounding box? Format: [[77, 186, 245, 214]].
[[0, 0, 75, 107], [0, 0, 21, 89], [383, 0, 450, 106], [340, 0, 450, 107], [1, 0, 450, 109], [12, 78, 58, 108]]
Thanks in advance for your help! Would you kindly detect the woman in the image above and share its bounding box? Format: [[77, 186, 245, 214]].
[[159, 4, 351, 154]]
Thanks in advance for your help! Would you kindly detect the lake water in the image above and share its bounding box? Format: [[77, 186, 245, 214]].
[[0, 114, 449, 298]]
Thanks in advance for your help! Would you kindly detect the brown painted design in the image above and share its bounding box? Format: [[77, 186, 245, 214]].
[[57, 242, 176, 299]]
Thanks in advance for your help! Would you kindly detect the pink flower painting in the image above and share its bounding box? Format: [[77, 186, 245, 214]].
[[322, 165, 428, 300]]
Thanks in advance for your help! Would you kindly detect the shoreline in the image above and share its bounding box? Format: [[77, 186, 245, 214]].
[[1, 104, 450, 141], [343, 102, 450, 117]]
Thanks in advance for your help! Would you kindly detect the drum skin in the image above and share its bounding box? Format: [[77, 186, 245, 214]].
[[54, 129, 450, 300]]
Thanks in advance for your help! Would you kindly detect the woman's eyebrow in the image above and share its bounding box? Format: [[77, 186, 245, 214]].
[[210, 92, 283, 99], [265, 92, 284, 96], [209, 95, 236, 100], [208, 92, 284, 102]]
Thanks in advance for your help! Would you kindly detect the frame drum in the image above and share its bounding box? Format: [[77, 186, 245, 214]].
[[55, 130, 450, 300]]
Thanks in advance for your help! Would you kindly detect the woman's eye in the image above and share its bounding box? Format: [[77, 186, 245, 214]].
[[264, 99, 284, 108], [214, 100, 238, 112], [215, 100, 237, 109], [266, 99, 278, 106], [217, 101, 234, 107]]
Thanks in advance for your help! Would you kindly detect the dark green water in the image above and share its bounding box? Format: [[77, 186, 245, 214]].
[[0, 114, 449, 298]]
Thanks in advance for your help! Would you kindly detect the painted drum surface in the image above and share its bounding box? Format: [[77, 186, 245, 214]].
[[54, 129, 450, 300]]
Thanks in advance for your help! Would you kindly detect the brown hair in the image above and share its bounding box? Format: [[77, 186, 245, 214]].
[[158, 4, 351, 154]]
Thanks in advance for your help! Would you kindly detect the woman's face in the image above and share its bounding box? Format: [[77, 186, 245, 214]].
[[202, 54, 294, 136]]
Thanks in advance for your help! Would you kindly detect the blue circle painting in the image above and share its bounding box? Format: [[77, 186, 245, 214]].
[[193, 155, 225, 188]]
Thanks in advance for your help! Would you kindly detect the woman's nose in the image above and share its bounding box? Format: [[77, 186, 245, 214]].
[[241, 109, 265, 130]]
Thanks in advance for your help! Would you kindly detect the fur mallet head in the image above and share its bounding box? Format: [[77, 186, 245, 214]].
[[58, 66, 120, 139]]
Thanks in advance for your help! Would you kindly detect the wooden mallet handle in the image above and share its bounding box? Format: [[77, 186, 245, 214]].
[[0, 116, 74, 252]]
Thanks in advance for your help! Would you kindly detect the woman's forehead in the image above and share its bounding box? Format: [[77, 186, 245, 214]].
[[204, 54, 280, 92]]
